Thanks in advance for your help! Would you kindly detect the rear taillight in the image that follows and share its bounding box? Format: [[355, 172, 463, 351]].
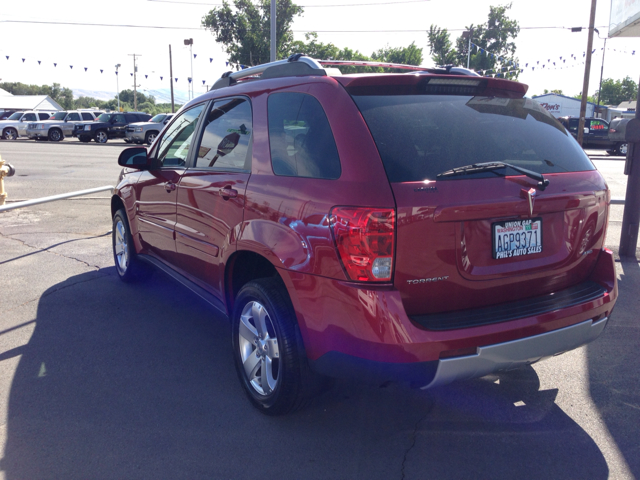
[[330, 207, 395, 282]]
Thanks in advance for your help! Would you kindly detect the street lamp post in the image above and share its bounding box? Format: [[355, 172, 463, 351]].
[[184, 38, 194, 100], [115, 64, 121, 111]]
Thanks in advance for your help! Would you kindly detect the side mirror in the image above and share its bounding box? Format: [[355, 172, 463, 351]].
[[118, 147, 149, 169], [583, 127, 589, 134]]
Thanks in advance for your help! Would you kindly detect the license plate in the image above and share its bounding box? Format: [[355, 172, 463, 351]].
[[492, 218, 542, 259]]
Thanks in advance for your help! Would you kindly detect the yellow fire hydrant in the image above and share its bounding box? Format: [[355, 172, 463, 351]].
[[0, 155, 16, 206]]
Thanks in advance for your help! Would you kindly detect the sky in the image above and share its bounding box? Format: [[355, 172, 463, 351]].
[[1, 0, 640, 104]]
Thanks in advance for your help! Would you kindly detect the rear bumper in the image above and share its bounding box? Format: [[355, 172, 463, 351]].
[[289, 248, 617, 387]]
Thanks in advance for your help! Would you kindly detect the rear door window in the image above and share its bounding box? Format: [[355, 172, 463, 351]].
[[38, 113, 50, 120], [268, 92, 341, 179], [352, 95, 595, 183], [67, 113, 81, 121], [81, 112, 94, 120]]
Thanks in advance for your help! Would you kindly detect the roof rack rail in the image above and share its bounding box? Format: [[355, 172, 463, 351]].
[[210, 54, 479, 91]]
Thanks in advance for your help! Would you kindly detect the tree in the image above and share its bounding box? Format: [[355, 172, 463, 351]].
[[572, 92, 597, 103], [202, 0, 303, 68], [543, 89, 564, 95], [596, 76, 638, 106], [372, 42, 423, 68], [427, 26, 457, 66], [427, 4, 520, 78]]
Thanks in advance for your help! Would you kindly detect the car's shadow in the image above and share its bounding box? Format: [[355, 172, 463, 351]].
[[1, 268, 609, 479], [587, 257, 640, 478]]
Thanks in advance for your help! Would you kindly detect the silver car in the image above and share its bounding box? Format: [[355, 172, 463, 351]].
[[1, 111, 54, 140], [125, 113, 174, 145]]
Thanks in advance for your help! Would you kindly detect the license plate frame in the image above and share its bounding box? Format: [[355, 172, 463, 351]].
[[492, 218, 543, 259]]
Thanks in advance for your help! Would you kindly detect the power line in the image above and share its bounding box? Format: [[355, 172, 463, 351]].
[[146, 0, 430, 6], [0, 19, 608, 33]]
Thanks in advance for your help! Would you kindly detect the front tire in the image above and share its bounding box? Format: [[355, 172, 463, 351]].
[[3, 128, 18, 140], [95, 130, 108, 144], [48, 128, 63, 142], [145, 131, 158, 145], [79, 135, 91, 143], [112, 209, 150, 282], [232, 279, 319, 415]]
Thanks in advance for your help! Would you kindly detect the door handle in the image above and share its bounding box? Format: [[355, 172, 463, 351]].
[[165, 182, 177, 193], [219, 186, 238, 198]]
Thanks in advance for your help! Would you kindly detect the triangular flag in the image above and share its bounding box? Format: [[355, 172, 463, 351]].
[[70, 65, 73, 69], [145, 74, 148, 79], [5, 56, 8, 60], [38, 60, 41, 65], [130, 73, 133, 76], [160, 76, 163, 80], [54, 63, 57, 67], [194, 54, 197, 59], [175, 78, 178, 82], [202, 80, 205, 85], [226, 61, 229, 66], [84, 67, 88, 72], [210, 58, 213, 63], [22, 58, 25, 63], [100, 69, 103, 73], [188, 78, 192, 83], [115, 71, 118, 75]]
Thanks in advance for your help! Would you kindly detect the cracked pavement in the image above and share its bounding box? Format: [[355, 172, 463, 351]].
[[0, 141, 638, 479]]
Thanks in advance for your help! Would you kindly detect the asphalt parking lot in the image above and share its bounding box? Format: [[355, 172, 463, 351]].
[[0, 139, 638, 479]]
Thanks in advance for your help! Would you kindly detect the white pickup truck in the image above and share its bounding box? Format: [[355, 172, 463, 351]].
[[1, 111, 55, 140], [27, 110, 102, 141]]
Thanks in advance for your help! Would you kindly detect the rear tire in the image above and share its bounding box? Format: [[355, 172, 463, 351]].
[[616, 142, 628, 156], [232, 278, 324, 415], [112, 209, 151, 282]]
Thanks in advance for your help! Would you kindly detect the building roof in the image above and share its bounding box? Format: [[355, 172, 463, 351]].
[[0, 95, 62, 111], [617, 100, 636, 110], [0, 88, 13, 96]]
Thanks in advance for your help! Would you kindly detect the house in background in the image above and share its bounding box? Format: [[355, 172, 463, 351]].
[[0, 94, 62, 116], [532, 93, 596, 118]]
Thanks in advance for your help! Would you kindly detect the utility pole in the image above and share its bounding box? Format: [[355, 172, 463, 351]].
[[619, 78, 640, 257], [115, 64, 121, 111], [128, 53, 141, 111], [169, 45, 175, 113], [462, 29, 473, 69], [577, 0, 597, 147], [597, 37, 607, 107], [270, 0, 276, 62]]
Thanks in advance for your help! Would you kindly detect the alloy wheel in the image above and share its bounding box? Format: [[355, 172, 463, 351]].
[[238, 301, 280, 396], [114, 219, 129, 274]]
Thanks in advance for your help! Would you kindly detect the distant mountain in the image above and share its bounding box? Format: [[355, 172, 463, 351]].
[[72, 88, 191, 105]]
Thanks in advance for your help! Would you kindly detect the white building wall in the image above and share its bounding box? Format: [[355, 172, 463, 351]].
[[533, 94, 595, 118]]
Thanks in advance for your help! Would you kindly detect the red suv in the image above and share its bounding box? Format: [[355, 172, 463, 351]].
[[111, 55, 618, 415]]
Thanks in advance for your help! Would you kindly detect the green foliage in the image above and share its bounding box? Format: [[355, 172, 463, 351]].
[[596, 76, 638, 106], [427, 3, 520, 79], [427, 26, 457, 66], [572, 93, 598, 104], [202, 0, 304, 68], [543, 89, 564, 95], [372, 42, 423, 72]]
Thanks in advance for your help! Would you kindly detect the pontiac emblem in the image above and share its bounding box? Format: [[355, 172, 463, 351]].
[[521, 188, 536, 216]]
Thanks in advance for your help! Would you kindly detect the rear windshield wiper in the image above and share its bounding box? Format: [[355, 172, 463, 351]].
[[436, 162, 549, 191]]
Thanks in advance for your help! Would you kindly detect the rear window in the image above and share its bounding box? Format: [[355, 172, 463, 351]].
[[352, 95, 595, 183]]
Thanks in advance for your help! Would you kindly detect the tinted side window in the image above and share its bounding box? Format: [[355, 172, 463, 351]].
[[156, 104, 205, 167], [81, 112, 94, 120], [195, 98, 252, 170], [67, 113, 81, 121], [568, 119, 578, 131], [268, 92, 341, 179], [114, 114, 126, 123], [23, 113, 37, 121], [124, 114, 138, 123], [38, 113, 50, 120]]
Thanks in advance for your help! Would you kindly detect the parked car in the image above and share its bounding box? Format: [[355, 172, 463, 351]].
[[111, 56, 617, 415], [606, 117, 630, 156], [77, 112, 151, 143], [27, 110, 103, 141], [125, 113, 174, 145], [1, 111, 53, 140], [558, 116, 618, 153]]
